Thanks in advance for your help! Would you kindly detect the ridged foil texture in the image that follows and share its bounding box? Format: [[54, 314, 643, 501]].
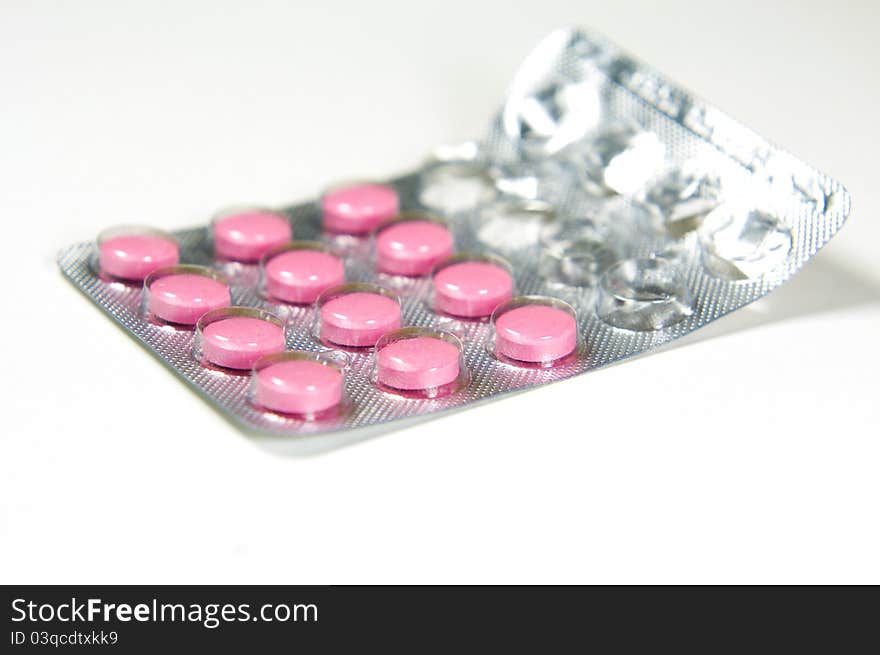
[[58, 27, 851, 437]]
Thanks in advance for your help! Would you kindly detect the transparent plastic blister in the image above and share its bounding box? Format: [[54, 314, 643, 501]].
[[94, 225, 180, 283], [430, 253, 515, 319], [249, 350, 351, 421], [259, 241, 346, 305], [142, 265, 231, 326], [193, 306, 287, 371], [489, 296, 580, 368], [313, 283, 403, 349], [372, 327, 469, 399], [58, 27, 851, 437], [210, 205, 293, 264]]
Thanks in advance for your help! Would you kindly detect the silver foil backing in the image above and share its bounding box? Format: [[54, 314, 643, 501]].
[[57, 27, 851, 437]]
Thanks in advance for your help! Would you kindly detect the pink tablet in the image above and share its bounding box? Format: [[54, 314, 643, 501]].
[[376, 220, 454, 276], [213, 210, 292, 262], [321, 184, 399, 234], [319, 291, 401, 347], [200, 315, 286, 370], [253, 358, 343, 415], [494, 303, 577, 364], [433, 260, 513, 318], [100, 233, 179, 281], [376, 336, 461, 391], [147, 271, 231, 325], [264, 248, 345, 304]]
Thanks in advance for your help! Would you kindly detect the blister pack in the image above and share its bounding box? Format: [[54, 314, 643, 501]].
[[58, 27, 851, 437]]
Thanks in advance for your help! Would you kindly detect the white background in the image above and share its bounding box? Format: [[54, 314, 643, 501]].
[[1, 0, 878, 583]]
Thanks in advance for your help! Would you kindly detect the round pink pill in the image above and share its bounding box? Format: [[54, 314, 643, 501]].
[[433, 261, 513, 318], [264, 249, 345, 304], [254, 359, 343, 415], [322, 184, 399, 234], [213, 210, 292, 262], [148, 274, 231, 325], [376, 221, 454, 276], [100, 234, 179, 281], [201, 316, 286, 370], [494, 304, 577, 363], [376, 336, 460, 391], [319, 292, 401, 347]]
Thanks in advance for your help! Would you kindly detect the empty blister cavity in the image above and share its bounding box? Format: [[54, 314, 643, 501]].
[[96, 225, 179, 282], [321, 182, 399, 235], [597, 257, 692, 331], [763, 153, 829, 213], [476, 200, 557, 254], [212, 206, 292, 262], [503, 76, 603, 158], [539, 219, 616, 287], [373, 327, 468, 399], [250, 350, 347, 418], [640, 165, 721, 234], [568, 122, 665, 196], [194, 306, 286, 371], [502, 30, 604, 157], [375, 214, 454, 277], [698, 205, 792, 280], [492, 159, 576, 204], [431, 253, 514, 319], [260, 241, 345, 305], [143, 265, 231, 326], [594, 198, 665, 244], [490, 296, 578, 367], [418, 162, 497, 214], [315, 283, 402, 349]]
